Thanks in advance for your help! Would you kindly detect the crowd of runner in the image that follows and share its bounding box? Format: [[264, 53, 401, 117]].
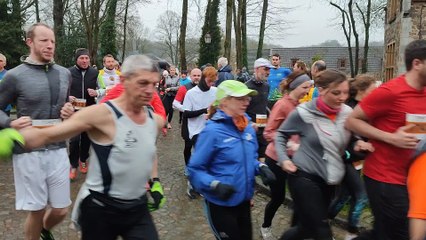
[[0, 22, 426, 240]]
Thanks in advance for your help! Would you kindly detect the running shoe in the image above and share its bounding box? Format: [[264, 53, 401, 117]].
[[69, 168, 77, 181], [186, 181, 197, 199], [162, 127, 167, 136], [344, 233, 358, 240], [167, 123, 172, 129], [79, 161, 88, 174], [40, 228, 55, 240], [260, 226, 274, 240]]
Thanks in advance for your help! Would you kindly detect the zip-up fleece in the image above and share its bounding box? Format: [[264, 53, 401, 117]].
[[275, 99, 352, 184], [0, 58, 71, 151], [188, 110, 262, 207]]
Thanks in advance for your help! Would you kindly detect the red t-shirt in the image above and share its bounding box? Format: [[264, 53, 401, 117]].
[[360, 75, 426, 185], [174, 85, 188, 103], [100, 83, 166, 121]]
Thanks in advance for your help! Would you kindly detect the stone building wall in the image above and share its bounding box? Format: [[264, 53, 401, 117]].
[[410, 2, 426, 39], [384, 0, 426, 79]]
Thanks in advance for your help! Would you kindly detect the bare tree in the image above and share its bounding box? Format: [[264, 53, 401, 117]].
[[347, 0, 360, 75], [157, 10, 181, 65], [234, 0, 242, 68], [35, 0, 40, 22], [246, 0, 292, 43], [224, 0, 232, 60], [179, 0, 188, 70], [241, 0, 248, 68], [256, 0, 268, 59], [330, 0, 386, 76], [331, 2, 355, 77], [121, 0, 130, 60], [80, 0, 108, 64]]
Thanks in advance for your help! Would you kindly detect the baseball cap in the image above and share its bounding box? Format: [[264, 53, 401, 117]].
[[214, 80, 258, 106], [254, 58, 274, 69]]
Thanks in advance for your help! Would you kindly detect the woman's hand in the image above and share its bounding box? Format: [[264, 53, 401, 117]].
[[281, 160, 297, 173], [353, 140, 375, 152]]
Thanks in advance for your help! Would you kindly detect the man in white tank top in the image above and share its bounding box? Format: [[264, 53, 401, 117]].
[[3, 55, 166, 240]]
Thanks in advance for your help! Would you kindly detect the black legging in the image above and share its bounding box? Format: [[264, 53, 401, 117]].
[[205, 200, 252, 240], [69, 132, 91, 168], [162, 95, 175, 123], [280, 173, 334, 240], [262, 156, 287, 228], [183, 139, 193, 165], [328, 163, 368, 233]]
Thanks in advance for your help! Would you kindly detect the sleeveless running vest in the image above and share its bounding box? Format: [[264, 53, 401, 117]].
[[83, 101, 157, 199]]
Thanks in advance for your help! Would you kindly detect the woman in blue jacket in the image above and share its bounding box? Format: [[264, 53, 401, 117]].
[[188, 80, 276, 240]]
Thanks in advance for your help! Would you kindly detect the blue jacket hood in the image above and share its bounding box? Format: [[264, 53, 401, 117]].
[[219, 64, 232, 73]]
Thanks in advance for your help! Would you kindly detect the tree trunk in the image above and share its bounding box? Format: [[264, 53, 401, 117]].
[[99, 0, 118, 59], [233, 1, 242, 69], [330, 2, 354, 77], [179, 0, 188, 70], [34, 0, 40, 22], [122, 0, 130, 61], [256, 0, 268, 59], [53, 0, 65, 64], [241, 0, 248, 68], [80, 0, 104, 65], [356, 0, 371, 73], [348, 0, 359, 76], [224, 0, 232, 61]]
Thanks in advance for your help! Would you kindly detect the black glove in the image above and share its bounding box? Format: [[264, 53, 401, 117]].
[[212, 183, 236, 200], [259, 165, 276, 186]]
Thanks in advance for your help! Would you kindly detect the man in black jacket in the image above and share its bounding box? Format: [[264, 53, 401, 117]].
[[246, 58, 272, 163], [68, 48, 99, 180]]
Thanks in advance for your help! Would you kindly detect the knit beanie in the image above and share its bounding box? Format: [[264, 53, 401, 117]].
[[75, 48, 90, 61]]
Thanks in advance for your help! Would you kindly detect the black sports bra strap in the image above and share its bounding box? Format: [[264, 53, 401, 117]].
[[105, 101, 123, 119]]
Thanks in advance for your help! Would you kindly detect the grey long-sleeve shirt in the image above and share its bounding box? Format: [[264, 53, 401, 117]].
[[275, 99, 352, 184], [0, 58, 71, 151]]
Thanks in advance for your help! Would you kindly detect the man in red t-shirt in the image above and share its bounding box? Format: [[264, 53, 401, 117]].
[[346, 39, 426, 240]]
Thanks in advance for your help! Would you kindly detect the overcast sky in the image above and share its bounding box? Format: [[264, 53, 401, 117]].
[[138, 0, 385, 48]]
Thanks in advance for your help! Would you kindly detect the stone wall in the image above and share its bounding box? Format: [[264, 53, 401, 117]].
[[383, 0, 403, 80], [384, 0, 426, 79], [410, 2, 426, 39]]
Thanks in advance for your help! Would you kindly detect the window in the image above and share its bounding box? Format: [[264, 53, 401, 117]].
[[387, 0, 398, 23], [385, 42, 396, 82], [337, 58, 347, 69]]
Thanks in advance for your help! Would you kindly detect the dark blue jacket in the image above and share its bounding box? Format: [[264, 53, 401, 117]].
[[188, 110, 261, 206], [216, 65, 234, 86]]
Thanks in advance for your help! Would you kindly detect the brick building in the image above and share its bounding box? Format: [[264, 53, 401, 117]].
[[384, 0, 426, 81]]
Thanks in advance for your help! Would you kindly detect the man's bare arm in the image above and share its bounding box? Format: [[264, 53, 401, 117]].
[[345, 105, 418, 149], [410, 218, 426, 240], [20, 105, 100, 149]]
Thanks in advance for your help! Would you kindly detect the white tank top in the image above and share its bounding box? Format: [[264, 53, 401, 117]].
[[84, 101, 157, 200]]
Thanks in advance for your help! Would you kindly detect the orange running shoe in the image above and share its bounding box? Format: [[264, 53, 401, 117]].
[[79, 161, 88, 174], [69, 168, 77, 181]]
